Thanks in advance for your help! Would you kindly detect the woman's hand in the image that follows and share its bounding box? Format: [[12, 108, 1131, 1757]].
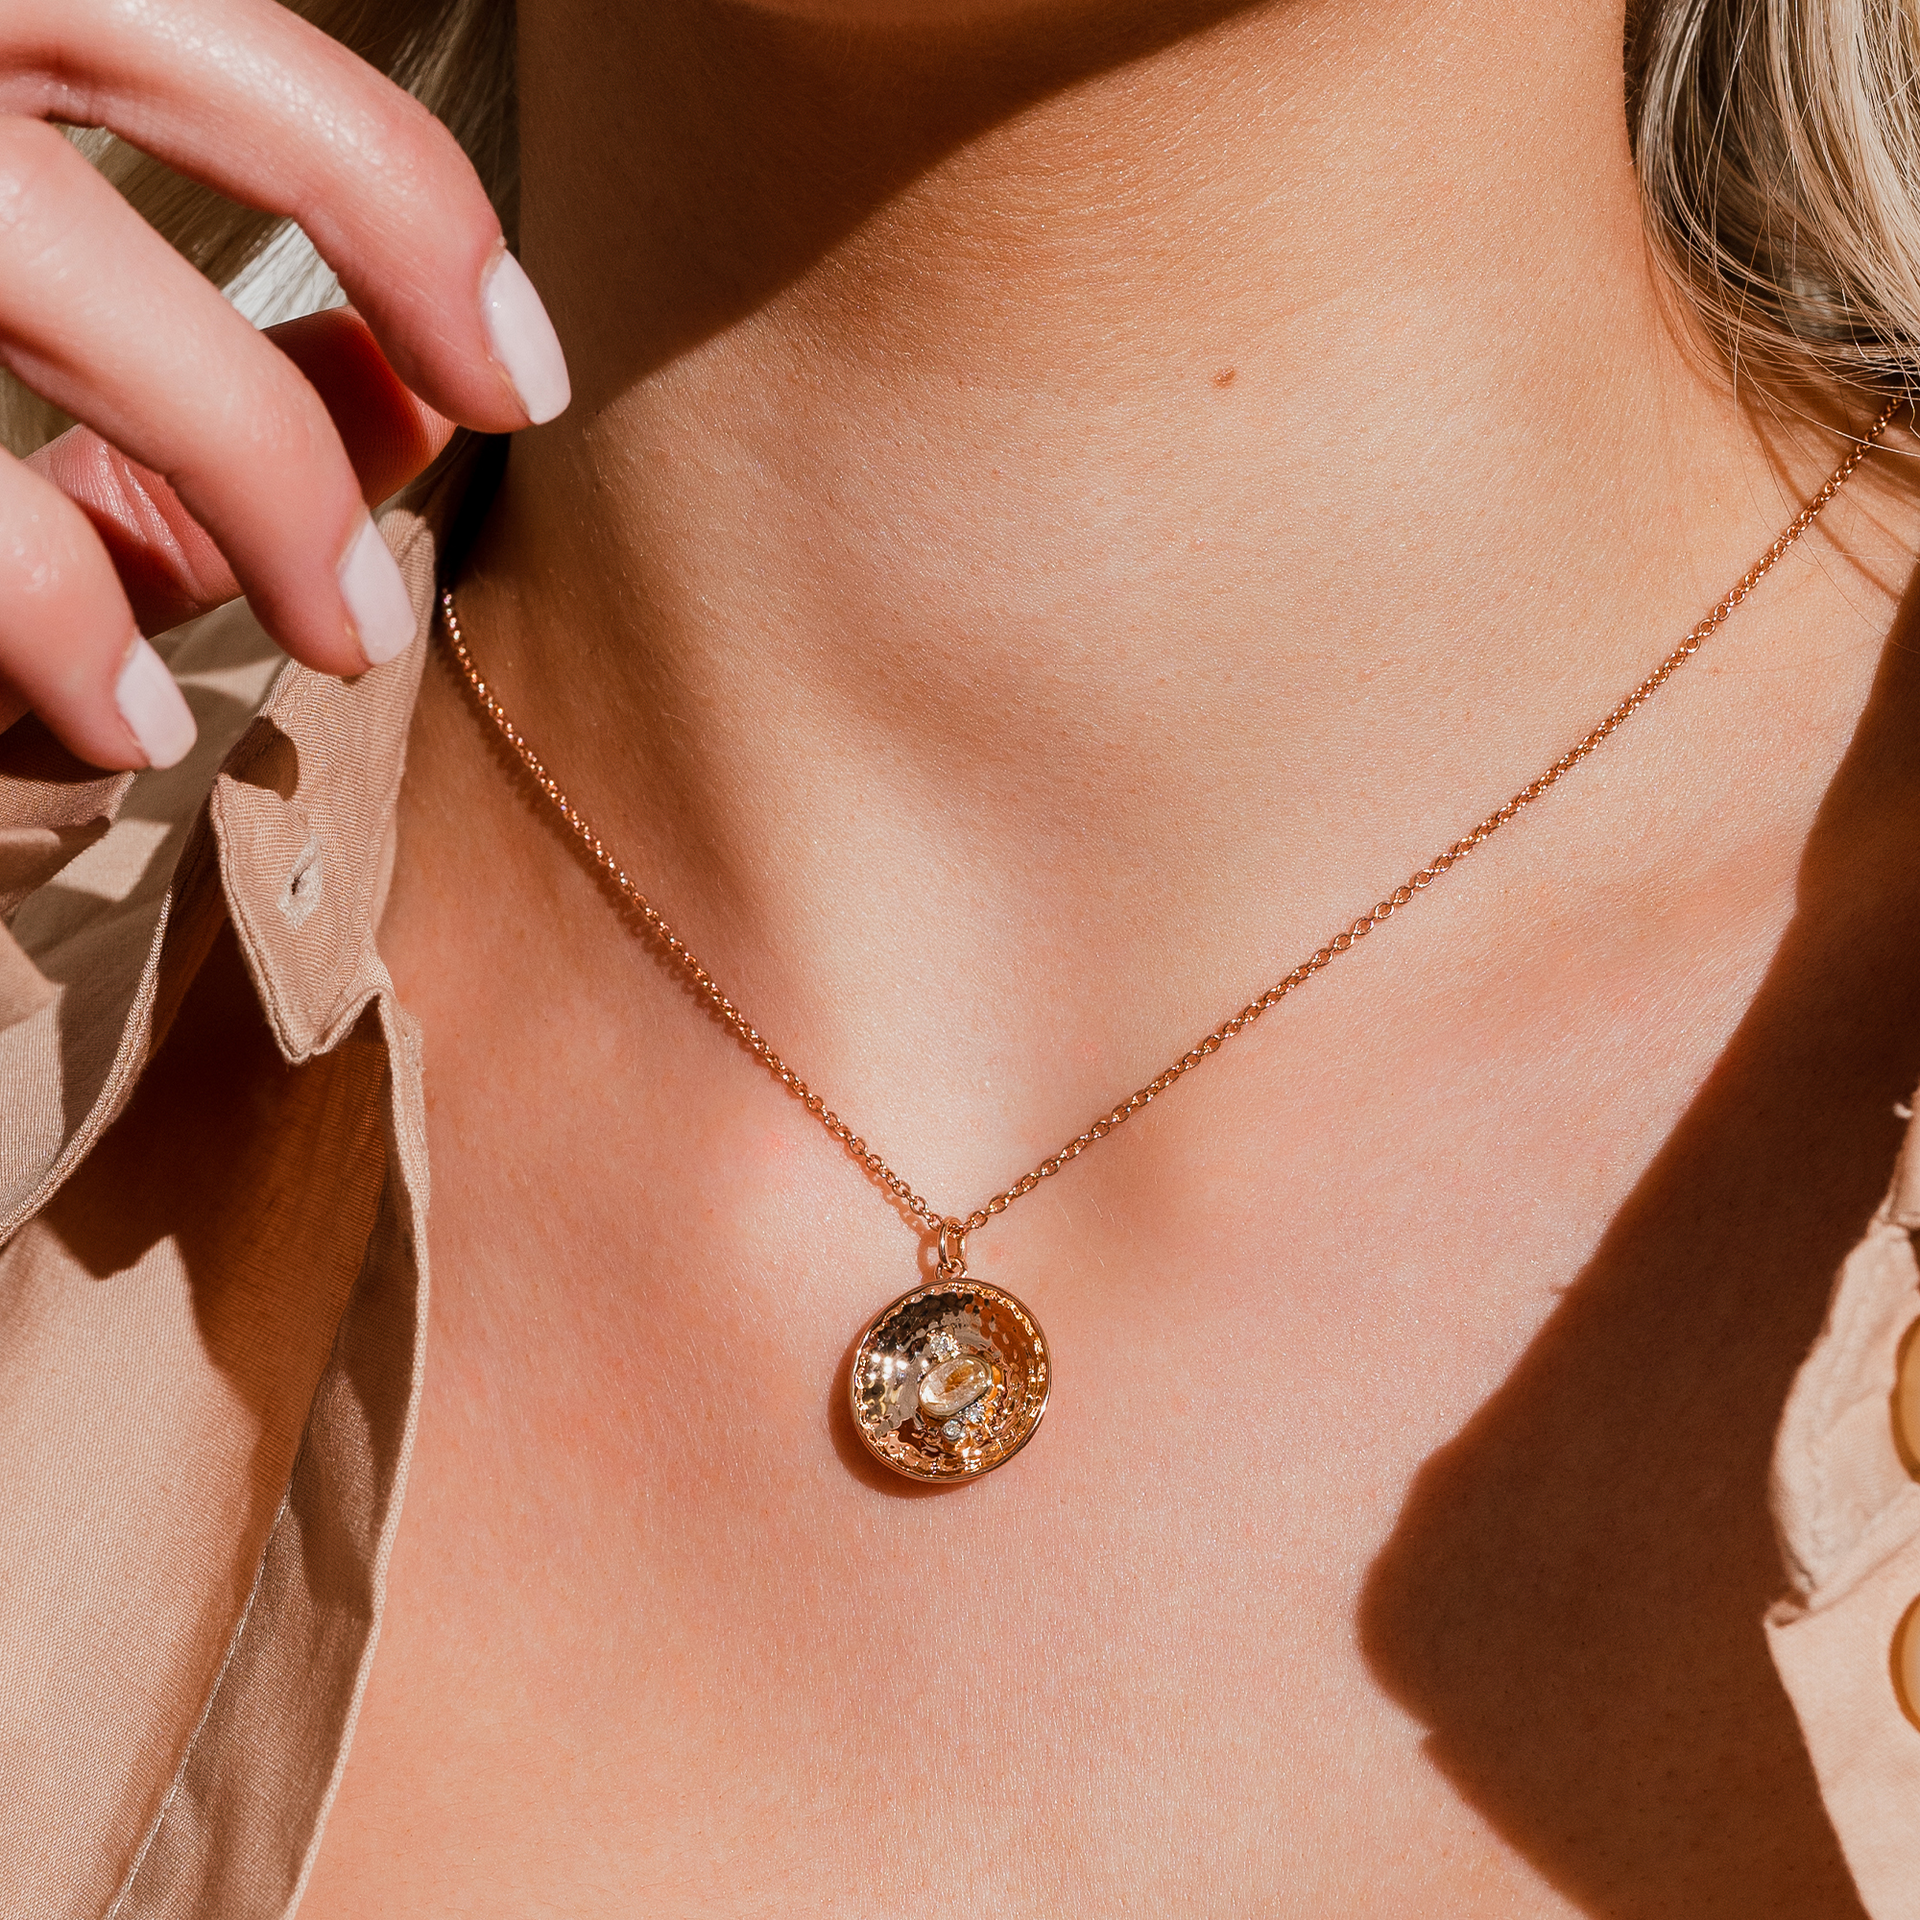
[[0, 0, 569, 772]]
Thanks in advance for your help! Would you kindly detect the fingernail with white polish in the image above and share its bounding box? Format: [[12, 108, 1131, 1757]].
[[482, 250, 571, 425], [338, 516, 416, 667], [115, 636, 197, 770]]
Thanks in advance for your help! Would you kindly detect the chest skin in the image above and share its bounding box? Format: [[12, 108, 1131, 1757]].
[[301, 624, 1920, 1920]]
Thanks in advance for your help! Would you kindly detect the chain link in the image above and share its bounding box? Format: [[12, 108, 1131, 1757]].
[[439, 402, 1895, 1240]]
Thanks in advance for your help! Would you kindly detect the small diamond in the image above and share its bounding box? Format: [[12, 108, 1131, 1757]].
[[942, 1420, 963, 1440], [963, 1400, 986, 1424], [926, 1331, 960, 1361]]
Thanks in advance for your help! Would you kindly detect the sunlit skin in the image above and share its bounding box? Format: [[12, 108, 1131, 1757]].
[[291, 0, 1920, 1912], [16, 0, 1914, 1912]]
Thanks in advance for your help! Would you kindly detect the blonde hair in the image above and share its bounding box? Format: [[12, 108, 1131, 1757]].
[[9, 0, 1920, 455], [1635, 0, 1920, 393]]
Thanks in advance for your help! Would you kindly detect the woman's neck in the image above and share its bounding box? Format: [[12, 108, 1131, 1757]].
[[446, 0, 1906, 1155]]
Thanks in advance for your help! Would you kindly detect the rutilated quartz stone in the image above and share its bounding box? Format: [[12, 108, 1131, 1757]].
[[918, 1354, 992, 1421]]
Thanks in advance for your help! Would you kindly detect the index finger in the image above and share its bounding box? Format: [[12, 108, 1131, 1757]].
[[2, 0, 569, 432], [33, 307, 458, 640]]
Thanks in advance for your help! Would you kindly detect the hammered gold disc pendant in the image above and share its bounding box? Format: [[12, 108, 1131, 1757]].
[[850, 1270, 1050, 1483]]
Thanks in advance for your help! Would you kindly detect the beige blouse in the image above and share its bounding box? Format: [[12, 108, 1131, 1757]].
[[1, 489, 1918, 1919]]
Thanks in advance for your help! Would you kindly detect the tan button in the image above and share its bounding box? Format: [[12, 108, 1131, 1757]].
[[1899, 1317, 1920, 1476], [1897, 1596, 1920, 1733]]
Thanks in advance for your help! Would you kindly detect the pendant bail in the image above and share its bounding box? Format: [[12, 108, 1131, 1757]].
[[937, 1218, 969, 1281]]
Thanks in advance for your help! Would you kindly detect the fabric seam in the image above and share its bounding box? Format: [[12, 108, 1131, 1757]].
[[101, 1476, 297, 1920]]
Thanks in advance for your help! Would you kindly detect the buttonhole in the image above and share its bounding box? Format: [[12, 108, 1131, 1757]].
[[279, 834, 323, 929]]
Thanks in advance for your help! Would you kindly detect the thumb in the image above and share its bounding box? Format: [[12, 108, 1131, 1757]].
[[31, 305, 456, 642]]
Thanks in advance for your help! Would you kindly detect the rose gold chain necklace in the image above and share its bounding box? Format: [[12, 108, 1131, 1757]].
[[439, 404, 1892, 1483]]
